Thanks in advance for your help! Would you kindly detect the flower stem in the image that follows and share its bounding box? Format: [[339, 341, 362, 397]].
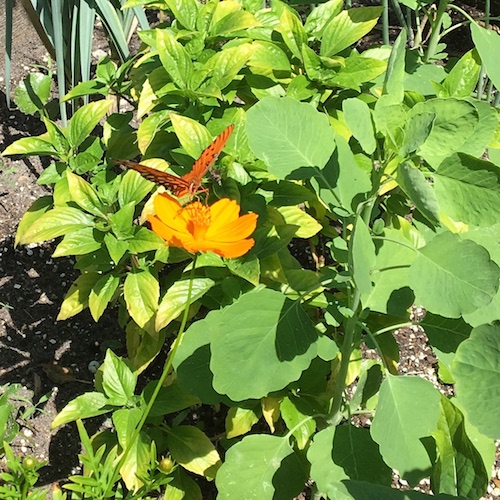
[[102, 255, 198, 498]]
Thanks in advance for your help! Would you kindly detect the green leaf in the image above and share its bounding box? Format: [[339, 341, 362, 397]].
[[453, 323, 500, 439], [126, 323, 167, 374], [156, 278, 215, 331], [461, 224, 500, 326], [144, 380, 200, 417], [383, 29, 406, 102], [420, 313, 471, 379], [437, 50, 481, 98], [210, 288, 318, 401], [276, 205, 322, 238], [278, 6, 307, 60], [128, 227, 164, 254], [173, 317, 230, 405], [225, 254, 260, 286], [19, 207, 95, 245], [66, 171, 106, 217], [165, 0, 199, 30], [470, 22, 500, 91], [309, 425, 392, 498], [67, 101, 112, 149], [124, 269, 159, 329], [15, 196, 53, 247], [281, 396, 316, 450], [101, 350, 137, 405], [225, 405, 260, 439], [157, 29, 193, 89], [118, 170, 154, 207], [409, 232, 499, 318], [413, 99, 479, 164], [433, 153, 500, 227], [304, 0, 343, 38], [137, 110, 172, 154], [167, 426, 221, 479], [431, 397, 488, 498], [246, 96, 335, 178], [342, 98, 376, 154], [57, 272, 101, 320], [330, 55, 386, 91], [396, 162, 439, 223], [170, 114, 212, 159], [320, 7, 383, 57], [210, 10, 260, 36], [349, 216, 376, 294], [216, 435, 307, 500], [53, 228, 103, 257], [248, 41, 291, 77], [2, 135, 57, 156], [311, 135, 372, 213], [89, 273, 120, 321], [52, 392, 109, 428], [399, 111, 434, 158], [14, 72, 51, 114], [371, 374, 441, 479], [104, 233, 129, 265], [202, 43, 254, 91]]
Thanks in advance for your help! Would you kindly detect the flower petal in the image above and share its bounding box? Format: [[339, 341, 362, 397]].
[[208, 198, 240, 232], [147, 215, 176, 242], [154, 193, 188, 233], [205, 213, 258, 242], [193, 238, 255, 258]]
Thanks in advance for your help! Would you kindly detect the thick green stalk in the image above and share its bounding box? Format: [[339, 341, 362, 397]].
[[423, 0, 450, 62]]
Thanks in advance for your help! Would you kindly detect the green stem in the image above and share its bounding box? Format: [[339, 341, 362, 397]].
[[102, 255, 198, 497], [423, 0, 450, 63]]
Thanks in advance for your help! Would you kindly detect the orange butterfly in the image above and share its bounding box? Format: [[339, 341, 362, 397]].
[[116, 124, 234, 198]]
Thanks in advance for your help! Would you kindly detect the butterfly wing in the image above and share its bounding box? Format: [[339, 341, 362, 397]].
[[117, 159, 191, 196], [182, 124, 235, 185]]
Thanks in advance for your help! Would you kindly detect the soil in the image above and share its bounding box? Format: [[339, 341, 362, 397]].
[[0, 1, 499, 498]]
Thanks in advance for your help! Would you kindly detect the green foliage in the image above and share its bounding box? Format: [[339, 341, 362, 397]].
[[2, 0, 500, 498]]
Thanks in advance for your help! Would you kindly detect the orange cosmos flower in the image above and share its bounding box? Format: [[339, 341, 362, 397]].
[[147, 193, 258, 258]]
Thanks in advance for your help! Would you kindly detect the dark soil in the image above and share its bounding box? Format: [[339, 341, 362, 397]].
[[0, 1, 499, 498]]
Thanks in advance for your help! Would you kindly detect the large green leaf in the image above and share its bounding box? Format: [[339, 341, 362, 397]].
[[165, 0, 199, 30], [2, 134, 57, 156], [433, 153, 500, 227], [15, 196, 53, 247], [246, 96, 335, 179], [308, 425, 392, 498], [89, 273, 120, 322], [304, 0, 343, 38], [409, 232, 499, 318], [371, 374, 441, 481], [320, 7, 383, 57], [470, 22, 500, 92], [461, 224, 500, 326], [383, 29, 406, 102], [118, 170, 154, 207], [156, 277, 215, 331], [53, 227, 103, 257], [436, 50, 481, 99], [311, 135, 372, 214], [211, 10, 260, 36], [57, 272, 101, 320], [412, 99, 478, 165], [19, 207, 95, 244], [453, 323, 500, 439], [209, 288, 318, 401], [431, 397, 488, 498], [216, 435, 307, 500], [101, 350, 137, 405], [124, 269, 159, 329], [329, 55, 386, 91]]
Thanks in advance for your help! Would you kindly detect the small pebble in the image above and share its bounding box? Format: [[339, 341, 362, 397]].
[[13, 284, 21, 289], [49, 338, 57, 344]]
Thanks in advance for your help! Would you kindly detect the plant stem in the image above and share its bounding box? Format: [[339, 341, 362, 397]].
[[102, 255, 198, 497], [423, 0, 450, 63]]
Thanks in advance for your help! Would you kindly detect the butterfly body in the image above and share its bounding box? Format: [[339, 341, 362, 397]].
[[116, 124, 234, 197]]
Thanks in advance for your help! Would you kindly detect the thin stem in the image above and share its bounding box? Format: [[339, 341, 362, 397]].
[[371, 235, 420, 254], [102, 255, 198, 497], [382, 0, 389, 45]]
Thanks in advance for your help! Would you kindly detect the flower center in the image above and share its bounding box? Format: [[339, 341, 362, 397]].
[[185, 201, 211, 240]]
